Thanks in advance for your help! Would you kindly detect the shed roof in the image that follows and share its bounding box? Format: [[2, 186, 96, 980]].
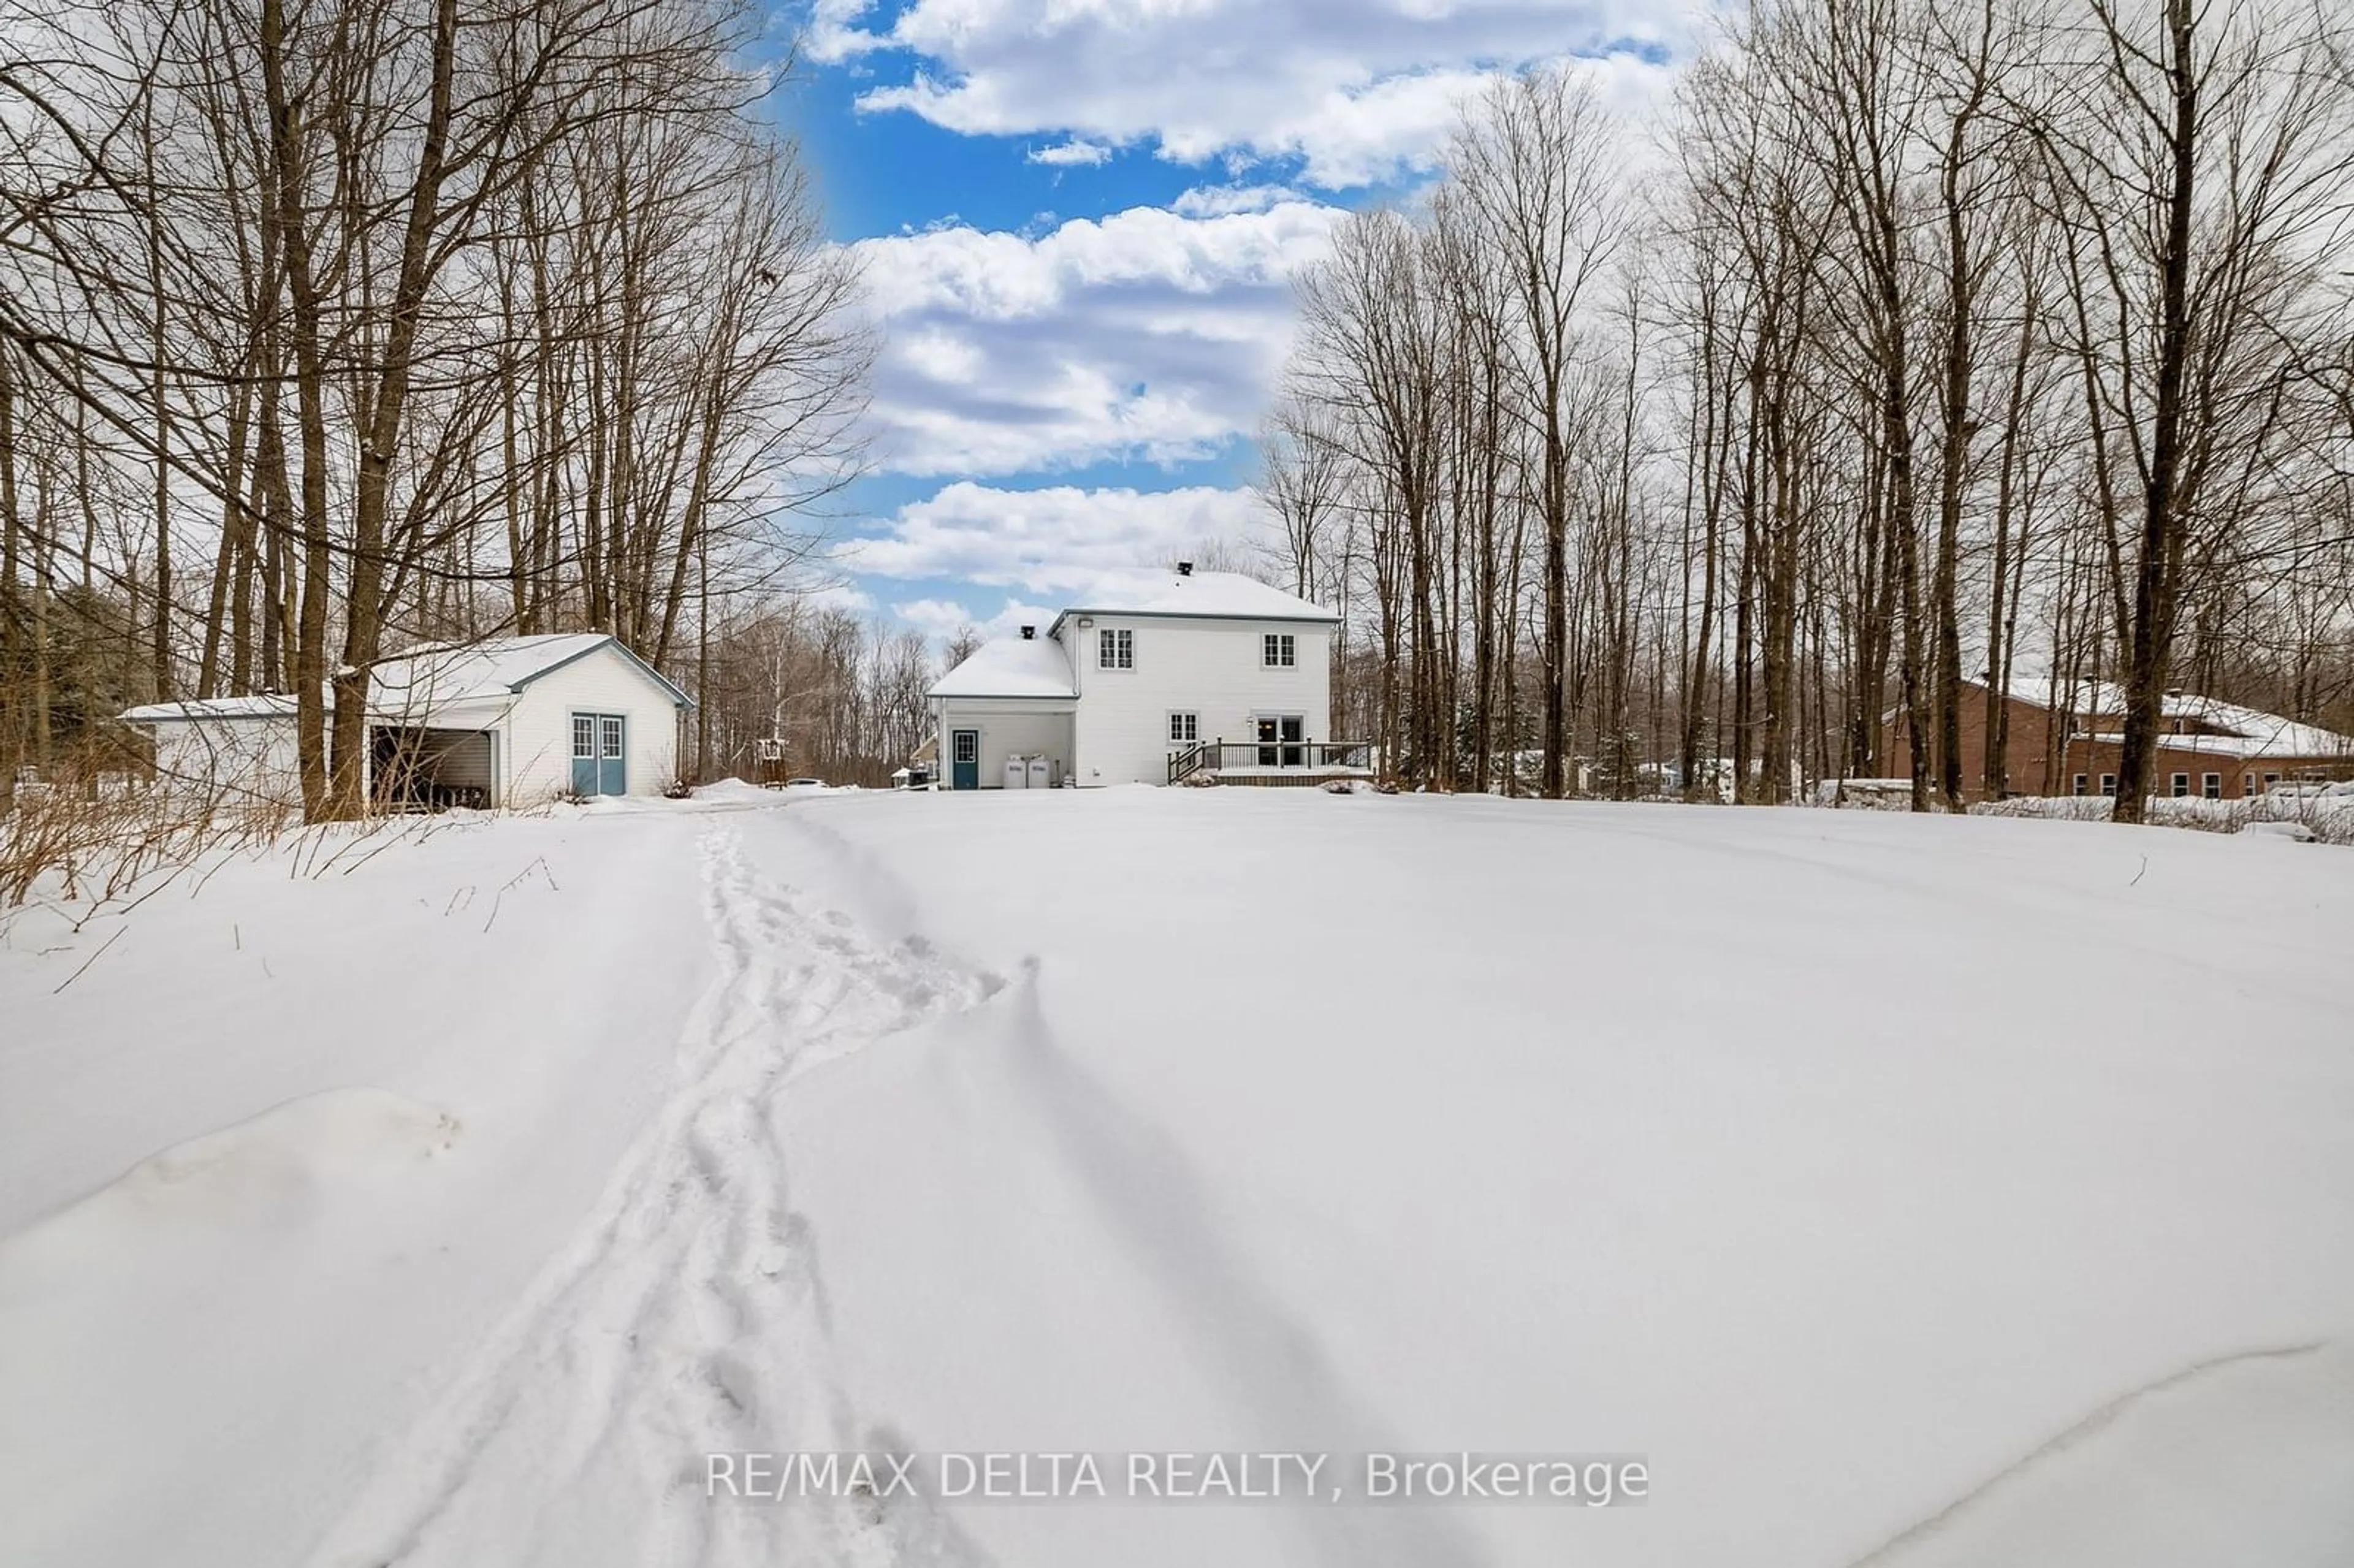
[[121, 694, 303, 724], [121, 634, 692, 728], [372, 633, 691, 712]]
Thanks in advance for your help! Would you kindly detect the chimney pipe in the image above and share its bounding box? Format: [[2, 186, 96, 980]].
[[1176, 560, 1194, 577], [1019, 625, 1035, 640]]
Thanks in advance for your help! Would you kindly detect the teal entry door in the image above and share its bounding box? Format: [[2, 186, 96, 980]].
[[571, 712, 628, 795], [951, 729, 979, 790]]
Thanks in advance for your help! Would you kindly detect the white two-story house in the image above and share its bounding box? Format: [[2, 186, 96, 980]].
[[924, 566, 1362, 788]]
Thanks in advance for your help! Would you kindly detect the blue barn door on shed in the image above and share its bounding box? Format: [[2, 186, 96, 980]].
[[571, 714, 597, 794], [571, 712, 628, 796], [598, 714, 627, 795]]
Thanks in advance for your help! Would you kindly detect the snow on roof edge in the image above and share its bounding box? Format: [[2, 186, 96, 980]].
[[926, 633, 1077, 700]]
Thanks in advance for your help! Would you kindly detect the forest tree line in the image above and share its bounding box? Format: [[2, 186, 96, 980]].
[[1262, 0, 2354, 818], [0, 0, 896, 812]]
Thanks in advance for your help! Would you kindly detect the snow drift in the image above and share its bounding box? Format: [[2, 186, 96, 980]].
[[2, 789, 2349, 1567]]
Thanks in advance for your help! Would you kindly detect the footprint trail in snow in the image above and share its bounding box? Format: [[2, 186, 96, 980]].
[[310, 825, 1004, 1568]]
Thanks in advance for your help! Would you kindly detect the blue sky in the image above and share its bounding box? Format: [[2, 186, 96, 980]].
[[762, 0, 1688, 643]]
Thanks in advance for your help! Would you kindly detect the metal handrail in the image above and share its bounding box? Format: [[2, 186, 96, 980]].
[[1168, 740, 1371, 781]]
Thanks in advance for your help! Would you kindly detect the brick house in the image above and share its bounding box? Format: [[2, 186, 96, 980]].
[[1885, 677, 2354, 802]]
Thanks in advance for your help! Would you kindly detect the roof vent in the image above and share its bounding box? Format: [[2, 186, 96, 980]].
[[1019, 624, 1035, 640], [1176, 560, 1194, 577]]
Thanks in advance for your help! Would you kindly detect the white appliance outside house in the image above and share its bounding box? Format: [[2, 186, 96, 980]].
[[1027, 755, 1054, 789], [1004, 755, 1030, 790]]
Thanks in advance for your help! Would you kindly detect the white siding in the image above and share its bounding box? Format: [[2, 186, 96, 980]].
[[1062, 616, 1333, 785], [503, 647, 684, 801], [148, 717, 304, 806], [934, 701, 1075, 787]]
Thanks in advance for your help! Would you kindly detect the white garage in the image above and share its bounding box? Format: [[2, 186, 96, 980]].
[[123, 633, 694, 813]]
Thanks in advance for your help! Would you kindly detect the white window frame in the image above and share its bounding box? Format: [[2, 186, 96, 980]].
[[2170, 772, 2190, 798], [2072, 773, 2088, 796], [1099, 627, 1133, 671], [2100, 773, 2117, 797], [2203, 773, 2221, 799], [1168, 712, 1198, 745], [1263, 633, 1296, 669]]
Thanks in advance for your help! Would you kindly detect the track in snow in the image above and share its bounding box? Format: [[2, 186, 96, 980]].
[[311, 824, 1004, 1568]]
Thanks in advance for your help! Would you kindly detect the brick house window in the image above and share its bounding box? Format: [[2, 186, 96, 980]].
[[2100, 774, 2117, 797], [2263, 772, 2281, 792], [2243, 772, 2256, 796], [2072, 774, 2088, 796], [2171, 773, 2189, 797], [2203, 774, 2221, 799]]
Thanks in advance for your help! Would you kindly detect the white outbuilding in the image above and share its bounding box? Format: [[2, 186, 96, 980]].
[[121, 633, 693, 811]]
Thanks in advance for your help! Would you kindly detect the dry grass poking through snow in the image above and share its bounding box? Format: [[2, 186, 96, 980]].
[[0, 774, 493, 997], [0, 772, 294, 913], [1968, 790, 2354, 845]]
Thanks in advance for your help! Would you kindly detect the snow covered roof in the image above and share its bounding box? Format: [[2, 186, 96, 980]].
[[121, 694, 304, 724], [927, 634, 1076, 700], [1994, 674, 2353, 759], [1049, 569, 1336, 631], [120, 634, 690, 727], [2157, 695, 2353, 760], [369, 633, 687, 714]]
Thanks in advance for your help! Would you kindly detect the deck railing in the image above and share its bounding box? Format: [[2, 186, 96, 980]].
[[1167, 740, 1373, 784]]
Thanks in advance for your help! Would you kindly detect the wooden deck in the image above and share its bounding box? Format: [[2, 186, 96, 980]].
[[1168, 740, 1373, 786], [1197, 766, 1376, 788]]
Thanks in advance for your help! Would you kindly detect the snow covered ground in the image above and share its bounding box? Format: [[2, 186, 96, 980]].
[[2, 788, 2350, 1568]]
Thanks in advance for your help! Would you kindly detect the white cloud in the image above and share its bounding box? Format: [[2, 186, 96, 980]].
[[812, 0, 1697, 188], [794, 577, 880, 617], [847, 200, 1344, 477], [893, 594, 1060, 643], [894, 327, 986, 386], [1027, 139, 1116, 167], [805, 0, 878, 62], [1170, 183, 1308, 218], [853, 481, 1278, 596]]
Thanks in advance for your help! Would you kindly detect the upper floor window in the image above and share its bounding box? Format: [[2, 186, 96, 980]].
[[1099, 628, 1133, 670], [1263, 633, 1296, 668]]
